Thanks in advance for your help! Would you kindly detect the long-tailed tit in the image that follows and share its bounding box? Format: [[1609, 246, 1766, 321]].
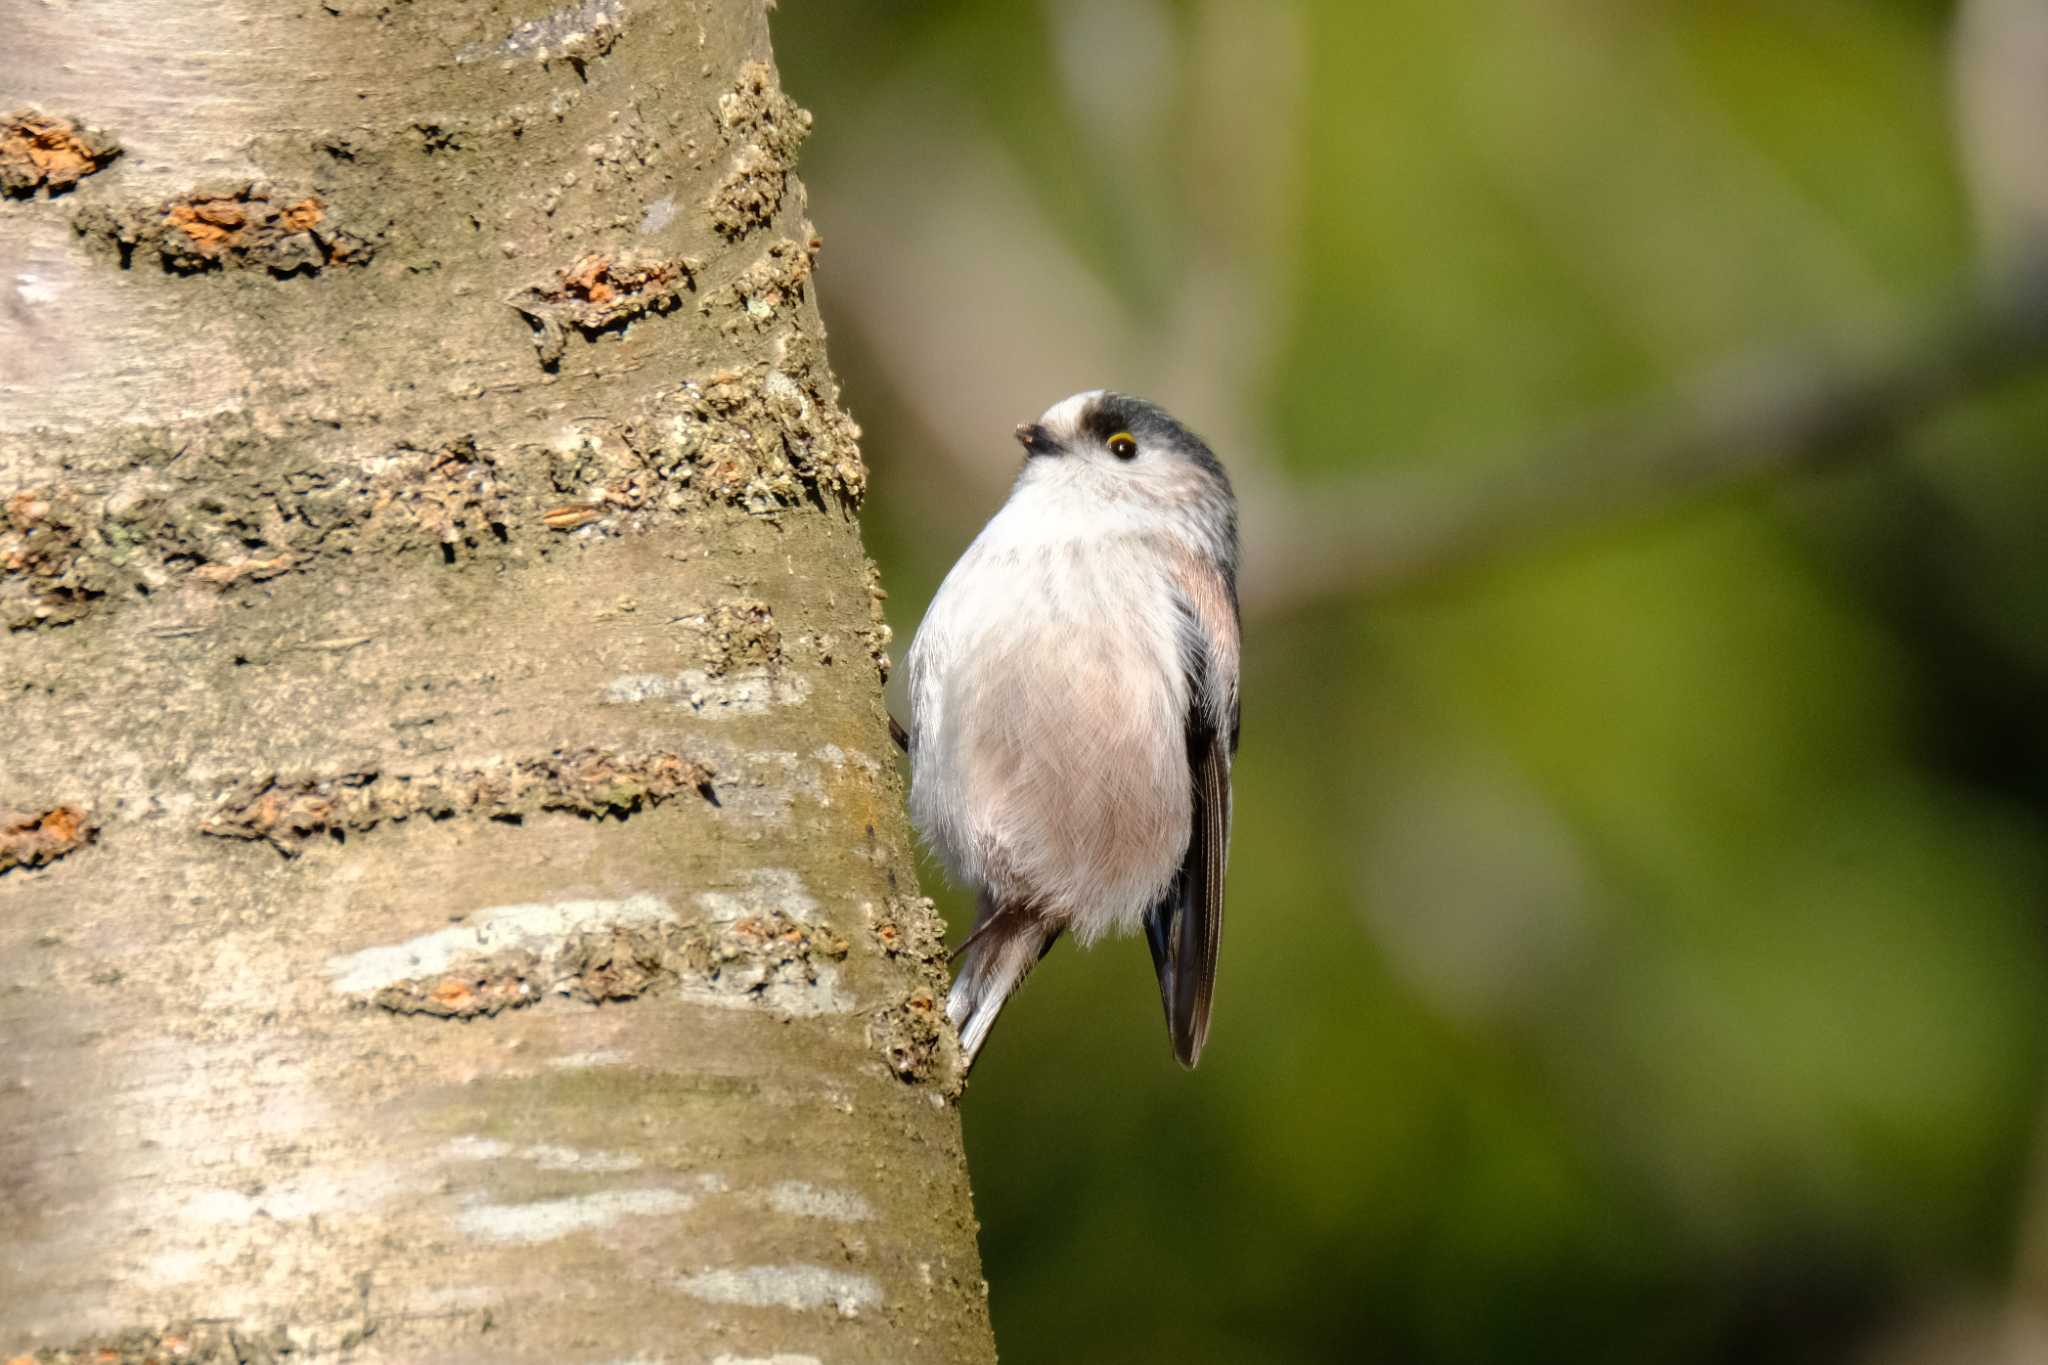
[[903, 391, 1240, 1069]]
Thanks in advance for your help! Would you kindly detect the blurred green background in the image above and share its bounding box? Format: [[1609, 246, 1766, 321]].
[[778, 4, 2048, 1362]]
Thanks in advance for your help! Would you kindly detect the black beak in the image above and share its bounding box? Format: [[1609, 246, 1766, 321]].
[[1015, 423, 1057, 457]]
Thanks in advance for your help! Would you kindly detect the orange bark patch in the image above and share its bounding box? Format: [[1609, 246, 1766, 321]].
[[279, 197, 323, 231], [165, 195, 248, 249], [548, 254, 685, 307], [77, 183, 370, 275], [510, 254, 694, 367], [560, 254, 617, 302], [0, 109, 121, 196], [0, 804, 98, 874]]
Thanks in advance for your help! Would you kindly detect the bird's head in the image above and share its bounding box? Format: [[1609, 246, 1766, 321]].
[[1012, 390, 1235, 520]]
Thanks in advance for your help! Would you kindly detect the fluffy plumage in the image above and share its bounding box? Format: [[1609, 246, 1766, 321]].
[[905, 391, 1240, 1068]]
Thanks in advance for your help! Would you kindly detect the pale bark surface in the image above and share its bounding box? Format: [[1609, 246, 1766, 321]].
[[0, 2, 995, 1361]]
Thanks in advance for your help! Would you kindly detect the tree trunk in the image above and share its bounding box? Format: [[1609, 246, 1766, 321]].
[[0, 3, 995, 1361]]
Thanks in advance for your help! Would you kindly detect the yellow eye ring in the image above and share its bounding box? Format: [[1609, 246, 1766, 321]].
[[1108, 432, 1138, 460]]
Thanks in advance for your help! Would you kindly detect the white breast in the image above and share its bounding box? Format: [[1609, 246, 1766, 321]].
[[906, 468, 1194, 940]]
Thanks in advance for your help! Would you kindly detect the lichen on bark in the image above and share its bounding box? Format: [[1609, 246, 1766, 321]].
[[710, 60, 814, 238]]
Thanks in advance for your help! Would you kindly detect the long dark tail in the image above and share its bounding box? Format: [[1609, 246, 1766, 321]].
[[947, 892, 1060, 1068]]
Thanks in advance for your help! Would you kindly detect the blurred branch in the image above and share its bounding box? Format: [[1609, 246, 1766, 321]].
[[1243, 265, 2048, 613]]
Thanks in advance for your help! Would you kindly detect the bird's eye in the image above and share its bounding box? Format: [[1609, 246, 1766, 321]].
[[1108, 432, 1138, 460]]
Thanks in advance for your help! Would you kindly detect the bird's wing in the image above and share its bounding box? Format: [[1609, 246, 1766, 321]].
[[1147, 577, 1238, 1069], [1145, 715, 1229, 1068]]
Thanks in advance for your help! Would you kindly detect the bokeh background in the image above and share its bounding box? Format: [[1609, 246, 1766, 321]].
[[777, 4, 2048, 1362]]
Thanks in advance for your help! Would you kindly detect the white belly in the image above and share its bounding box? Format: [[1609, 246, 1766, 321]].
[[907, 524, 1191, 942]]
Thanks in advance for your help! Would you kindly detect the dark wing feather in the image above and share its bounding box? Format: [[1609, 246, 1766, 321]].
[[1148, 714, 1229, 1068]]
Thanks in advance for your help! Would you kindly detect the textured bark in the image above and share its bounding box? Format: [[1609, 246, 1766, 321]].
[[0, 3, 995, 1362]]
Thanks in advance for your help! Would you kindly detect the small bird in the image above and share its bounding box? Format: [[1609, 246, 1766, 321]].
[[903, 391, 1240, 1069]]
